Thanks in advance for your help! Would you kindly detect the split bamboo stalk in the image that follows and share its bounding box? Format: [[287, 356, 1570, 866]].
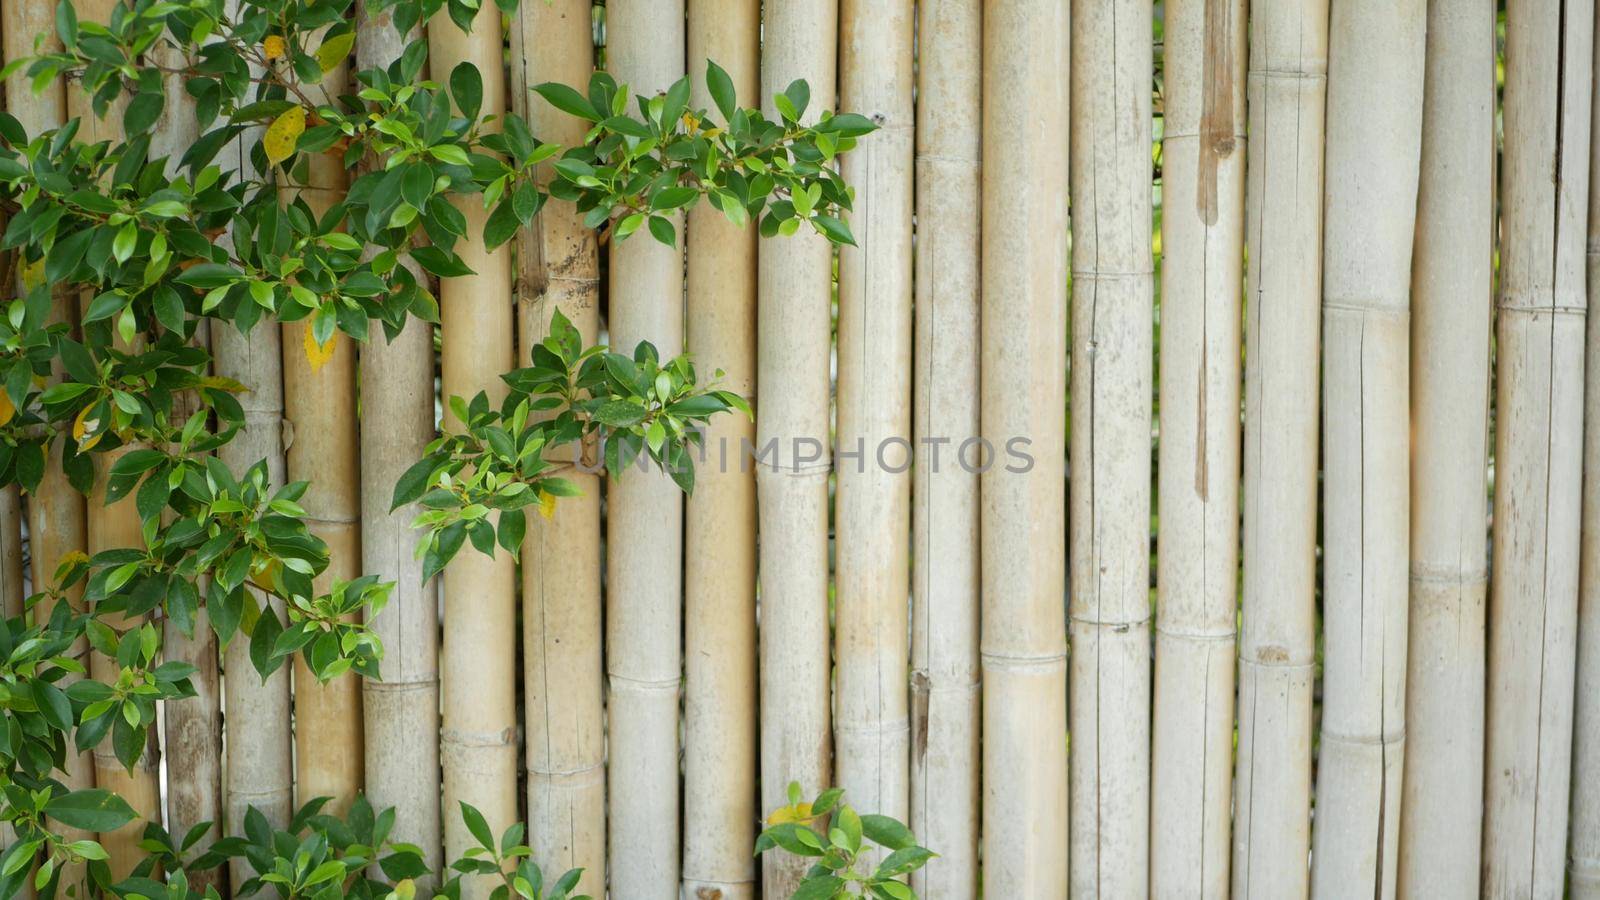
[[979, 1, 1069, 895], [1233, 0, 1327, 895], [1486, 0, 1595, 893], [834, 0, 914, 843], [506, 1, 604, 893], [1149, 0, 1245, 893], [70, 0, 162, 875], [428, 6, 519, 890], [909, 0, 980, 894], [681, 2, 758, 897], [755, 1, 835, 893], [603, 4, 686, 896], [506, 0, 605, 891], [281, 42, 363, 813], [1311, 3, 1425, 895], [354, 1, 442, 879], [1576, 6, 1600, 887], [210, 18, 294, 884], [1396, 0, 1494, 894], [1067, 0, 1153, 892]]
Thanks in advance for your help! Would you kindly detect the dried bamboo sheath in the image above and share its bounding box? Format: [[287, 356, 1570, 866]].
[[1234, 1, 1326, 896], [756, 2, 836, 894], [979, 1, 1069, 896], [1487, 0, 1593, 896], [682, 2, 759, 897], [910, 0, 981, 895], [1150, 0, 1245, 895], [1397, 0, 1494, 895], [508, 0, 605, 894]]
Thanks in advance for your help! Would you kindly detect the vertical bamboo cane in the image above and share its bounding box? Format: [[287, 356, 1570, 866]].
[[428, 7, 519, 891], [1311, 3, 1426, 895], [282, 44, 362, 813], [681, 2, 758, 897], [1067, 0, 1153, 892], [980, 1, 1069, 896], [1396, 0, 1494, 895], [507, 1, 604, 892], [755, 1, 835, 894], [211, 13, 294, 884], [1487, 0, 1594, 893], [1233, 0, 1327, 895], [1150, 0, 1245, 894], [835, 0, 914, 842], [0, 491, 17, 616], [909, 0, 980, 894], [603, 4, 685, 895], [355, 1, 442, 880], [1576, 6, 1600, 887]]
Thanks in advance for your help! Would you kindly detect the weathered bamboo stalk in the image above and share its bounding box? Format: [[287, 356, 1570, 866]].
[[354, 1, 442, 880], [755, 1, 835, 893], [909, 0, 980, 895], [1311, 3, 1426, 895], [1149, 0, 1245, 894], [1486, 0, 1594, 894], [282, 43, 362, 810], [1396, 0, 1494, 895], [979, 1, 1069, 895], [835, 0, 914, 848], [1067, 0, 1153, 892], [506, 1, 604, 893], [428, 7, 519, 891], [1576, 7, 1600, 887], [1233, 0, 1327, 895], [603, 5, 685, 895], [681, 2, 758, 897], [0, 490, 17, 616]]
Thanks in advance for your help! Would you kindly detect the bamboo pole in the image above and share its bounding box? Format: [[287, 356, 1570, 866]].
[[755, 1, 835, 893], [0, 488, 17, 617], [979, 1, 1068, 895], [1576, 8, 1600, 887], [1149, 0, 1245, 894], [428, 7, 519, 892], [1396, 0, 1494, 895], [681, 2, 758, 897], [1311, 3, 1425, 895], [1067, 0, 1153, 892], [1487, 0, 1594, 894], [355, 1, 442, 880], [603, 5, 685, 895], [282, 42, 362, 813], [909, 0, 980, 894], [1233, 0, 1327, 895], [834, 0, 914, 847], [506, 1, 604, 893]]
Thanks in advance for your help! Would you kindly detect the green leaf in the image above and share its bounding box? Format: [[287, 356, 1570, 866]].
[[314, 31, 356, 73], [44, 790, 137, 833], [533, 83, 601, 122], [812, 215, 856, 246], [460, 802, 495, 851], [647, 215, 676, 247], [860, 814, 916, 851], [705, 59, 737, 122], [450, 62, 483, 120]]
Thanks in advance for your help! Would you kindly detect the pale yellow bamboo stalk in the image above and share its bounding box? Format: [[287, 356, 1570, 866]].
[[834, 0, 913, 845], [1310, 4, 1425, 895], [1396, 1, 1494, 895], [354, 1, 442, 880], [1486, 0, 1594, 894], [1149, 0, 1245, 894], [755, 1, 835, 893], [1233, 1, 1326, 896], [909, 0, 980, 895], [428, 8, 519, 893], [506, 2, 605, 894], [603, 5, 685, 895], [1067, 0, 1153, 892], [1576, 7, 1600, 890], [979, 1, 1068, 895], [681, 2, 758, 897], [282, 80, 363, 812]]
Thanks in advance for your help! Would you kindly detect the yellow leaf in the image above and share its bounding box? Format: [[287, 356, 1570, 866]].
[[0, 391, 12, 427], [72, 403, 102, 451], [314, 32, 355, 73], [18, 257, 44, 290], [538, 489, 557, 520], [766, 801, 815, 826], [303, 323, 336, 374], [263, 35, 286, 60], [264, 106, 307, 166]]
